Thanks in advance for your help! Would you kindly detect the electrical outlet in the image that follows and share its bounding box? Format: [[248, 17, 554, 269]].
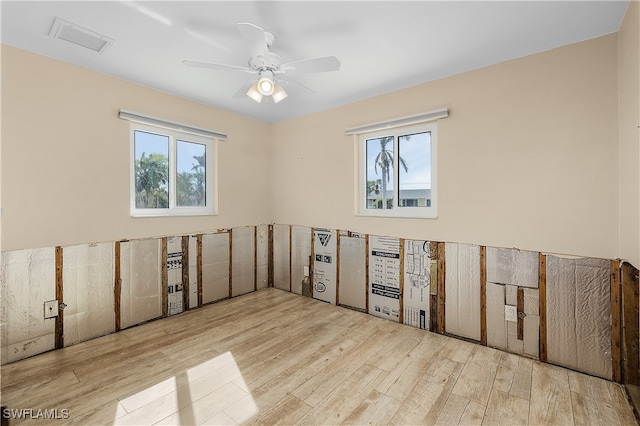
[[505, 305, 517, 322], [304, 266, 310, 277], [44, 300, 58, 319]]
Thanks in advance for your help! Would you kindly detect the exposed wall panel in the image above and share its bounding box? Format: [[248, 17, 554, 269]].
[[166, 236, 184, 316], [313, 228, 337, 304], [403, 240, 431, 330], [291, 226, 312, 295], [63, 243, 115, 346], [256, 225, 269, 290], [232, 226, 255, 297], [188, 236, 198, 308], [120, 239, 162, 329], [1, 248, 56, 363], [486, 247, 538, 288], [368, 235, 401, 322], [339, 236, 366, 310], [201, 233, 230, 304], [547, 255, 612, 379], [273, 224, 291, 291], [523, 287, 540, 358], [486, 282, 507, 351], [445, 243, 481, 341]]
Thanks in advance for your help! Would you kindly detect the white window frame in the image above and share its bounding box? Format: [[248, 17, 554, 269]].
[[355, 121, 438, 219], [130, 122, 217, 217]]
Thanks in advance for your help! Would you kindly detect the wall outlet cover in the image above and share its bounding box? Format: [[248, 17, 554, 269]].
[[44, 300, 58, 319], [505, 305, 517, 322]]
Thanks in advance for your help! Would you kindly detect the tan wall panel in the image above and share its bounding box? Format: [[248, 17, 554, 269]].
[[618, 1, 640, 268], [1, 46, 271, 251], [269, 35, 619, 260]]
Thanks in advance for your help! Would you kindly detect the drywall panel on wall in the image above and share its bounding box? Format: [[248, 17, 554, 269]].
[[1, 248, 56, 364], [166, 236, 184, 316], [523, 288, 540, 358], [486, 247, 538, 288], [273, 224, 291, 291], [445, 243, 481, 341], [232, 227, 255, 297], [339, 236, 366, 310], [256, 225, 269, 289], [486, 282, 540, 358], [486, 282, 507, 350], [188, 236, 198, 308], [201, 233, 230, 304], [120, 239, 162, 329], [63, 243, 115, 347], [313, 228, 337, 304], [369, 235, 401, 322], [291, 226, 312, 295], [403, 240, 431, 330], [546, 255, 612, 379]]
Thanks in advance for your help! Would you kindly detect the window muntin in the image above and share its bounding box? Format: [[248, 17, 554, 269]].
[[358, 122, 437, 218], [130, 124, 215, 217]]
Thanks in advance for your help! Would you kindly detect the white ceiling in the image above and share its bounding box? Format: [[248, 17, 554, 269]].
[[1, 1, 629, 123]]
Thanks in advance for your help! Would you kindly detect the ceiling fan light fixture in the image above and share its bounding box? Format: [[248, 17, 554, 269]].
[[246, 82, 263, 103], [272, 85, 288, 103], [257, 72, 275, 96]]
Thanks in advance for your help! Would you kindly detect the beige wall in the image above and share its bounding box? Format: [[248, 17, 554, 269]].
[[270, 34, 620, 260], [1, 46, 272, 251], [1, 32, 626, 260], [619, 1, 640, 268]]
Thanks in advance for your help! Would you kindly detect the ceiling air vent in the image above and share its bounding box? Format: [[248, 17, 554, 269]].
[[48, 17, 114, 53]]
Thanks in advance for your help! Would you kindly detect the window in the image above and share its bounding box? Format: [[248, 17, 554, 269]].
[[130, 123, 216, 217], [357, 121, 437, 218]]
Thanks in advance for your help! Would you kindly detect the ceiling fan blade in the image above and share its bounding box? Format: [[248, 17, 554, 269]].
[[280, 56, 341, 74], [278, 76, 316, 94], [232, 80, 257, 99], [183, 59, 254, 73], [237, 22, 269, 60]]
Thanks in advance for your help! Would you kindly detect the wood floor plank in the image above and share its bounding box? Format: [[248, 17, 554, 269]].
[[483, 388, 529, 426], [459, 400, 486, 425], [341, 389, 402, 425], [570, 390, 622, 426], [568, 369, 613, 403], [0, 288, 635, 426], [528, 361, 574, 426], [509, 357, 533, 401], [388, 357, 464, 425], [244, 394, 312, 426], [298, 363, 386, 425], [435, 393, 470, 425], [451, 345, 502, 406], [607, 381, 638, 426]]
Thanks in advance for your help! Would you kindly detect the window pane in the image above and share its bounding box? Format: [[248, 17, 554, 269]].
[[176, 140, 206, 207], [398, 132, 431, 208], [366, 136, 394, 209], [134, 130, 169, 208]]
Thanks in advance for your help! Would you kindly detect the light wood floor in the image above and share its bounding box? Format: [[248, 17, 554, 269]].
[[1, 288, 637, 425]]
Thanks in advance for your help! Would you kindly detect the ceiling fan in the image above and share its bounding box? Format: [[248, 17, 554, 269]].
[[183, 23, 341, 104]]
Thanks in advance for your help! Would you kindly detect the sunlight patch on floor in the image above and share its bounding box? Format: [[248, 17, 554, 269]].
[[113, 351, 257, 425]]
